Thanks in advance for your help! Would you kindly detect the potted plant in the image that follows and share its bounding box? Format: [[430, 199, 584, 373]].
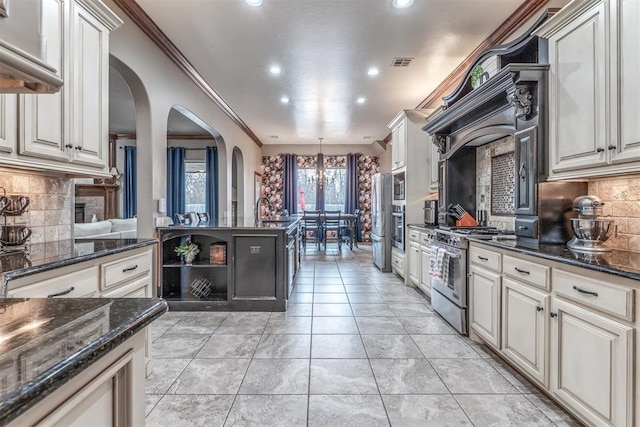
[[174, 237, 199, 264]]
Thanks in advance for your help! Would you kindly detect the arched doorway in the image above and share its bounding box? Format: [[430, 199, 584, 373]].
[[232, 147, 245, 226]]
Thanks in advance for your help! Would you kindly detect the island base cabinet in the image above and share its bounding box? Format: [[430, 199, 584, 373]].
[[550, 299, 634, 427], [501, 278, 549, 387], [9, 332, 146, 427]]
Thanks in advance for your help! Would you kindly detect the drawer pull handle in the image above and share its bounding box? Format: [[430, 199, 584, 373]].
[[550, 312, 557, 318], [573, 285, 598, 297], [477, 256, 488, 261], [48, 286, 75, 298], [514, 267, 530, 275], [123, 265, 139, 273], [536, 306, 543, 312]]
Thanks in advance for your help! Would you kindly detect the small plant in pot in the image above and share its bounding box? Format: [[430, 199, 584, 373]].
[[175, 238, 200, 264]]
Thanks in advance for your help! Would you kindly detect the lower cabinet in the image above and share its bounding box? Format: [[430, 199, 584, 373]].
[[419, 245, 431, 296], [550, 298, 634, 427], [468, 242, 636, 426], [391, 248, 405, 279], [502, 277, 549, 386], [469, 265, 501, 349], [9, 332, 146, 427], [408, 241, 420, 285]]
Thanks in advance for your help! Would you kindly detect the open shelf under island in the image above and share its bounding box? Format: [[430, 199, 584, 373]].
[[156, 217, 301, 311]]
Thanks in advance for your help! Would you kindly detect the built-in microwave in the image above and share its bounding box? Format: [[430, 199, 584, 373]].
[[393, 172, 405, 201]]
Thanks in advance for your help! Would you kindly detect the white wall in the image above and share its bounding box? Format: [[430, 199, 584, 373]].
[[260, 142, 387, 158], [105, 0, 263, 237]]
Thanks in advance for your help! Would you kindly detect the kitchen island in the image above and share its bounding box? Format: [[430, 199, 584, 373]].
[[157, 217, 300, 311], [0, 297, 167, 426]]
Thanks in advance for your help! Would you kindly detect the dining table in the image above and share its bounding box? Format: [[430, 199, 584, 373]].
[[296, 212, 357, 250]]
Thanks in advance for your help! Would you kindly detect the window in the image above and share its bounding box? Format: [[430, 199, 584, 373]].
[[185, 162, 206, 213], [296, 166, 346, 211]]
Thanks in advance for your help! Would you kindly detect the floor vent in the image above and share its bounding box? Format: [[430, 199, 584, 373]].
[[392, 57, 413, 67]]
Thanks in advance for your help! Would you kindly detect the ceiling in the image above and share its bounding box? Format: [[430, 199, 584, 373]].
[[111, 0, 527, 145]]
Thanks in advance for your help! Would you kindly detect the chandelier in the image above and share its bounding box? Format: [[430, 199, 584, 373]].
[[307, 138, 335, 186]]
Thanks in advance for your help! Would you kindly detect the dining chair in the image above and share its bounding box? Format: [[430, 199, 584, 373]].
[[301, 210, 322, 249], [342, 208, 360, 250], [197, 212, 210, 222], [323, 210, 342, 250]]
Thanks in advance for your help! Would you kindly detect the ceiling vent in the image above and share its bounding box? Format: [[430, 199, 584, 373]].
[[391, 57, 413, 67], [269, 135, 279, 139], [363, 136, 373, 140]]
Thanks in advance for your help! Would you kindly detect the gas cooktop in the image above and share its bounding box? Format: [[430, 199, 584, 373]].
[[438, 226, 514, 236]]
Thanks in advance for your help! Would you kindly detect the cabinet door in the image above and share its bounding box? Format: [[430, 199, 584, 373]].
[[548, 0, 609, 174], [19, 0, 68, 162], [514, 127, 537, 216], [419, 246, 431, 296], [69, 0, 109, 169], [502, 277, 549, 386], [469, 265, 501, 349], [408, 242, 420, 285], [0, 94, 17, 154], [550, 298, 633, 426], [395, 119, 406, 169], [610, 0, 640, 164]]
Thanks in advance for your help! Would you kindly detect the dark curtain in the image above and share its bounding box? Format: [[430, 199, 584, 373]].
[[315, 153, 325, 211], [344, 153, 361, 241], [123, 146, 137, 218], [206, 146, 219, 223], [283, 154, 297, 214], [166, 146, 185, 220]]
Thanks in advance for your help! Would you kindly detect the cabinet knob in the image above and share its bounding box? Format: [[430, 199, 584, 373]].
[[607, 145, 616, 151], [550, 312, 557, 318], [518, 225, 528, 230], [65, 144, 74, 149], [75, 146, 83, 151], [536, 306, 543, 312], [596, 147, 605, 152]]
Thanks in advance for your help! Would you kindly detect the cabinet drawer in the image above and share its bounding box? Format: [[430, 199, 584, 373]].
[[8, 266, 99, 298], [552, 269, 634, 321], [420, 233, 430, 246], [100, 251, 152, 291], [391, 252, 404, 274], [102, 276, 150, 298], [408, 229, 421, 243], [469, 245, 501, 272], [503, 255, 550, 291]]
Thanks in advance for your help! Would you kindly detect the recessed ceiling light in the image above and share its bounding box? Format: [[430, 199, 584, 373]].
[[245, 0, 263, 6], [367, 67, 379, 76], [269, 65, 282, 75], [392, 0, 413, 8], [280, 96, 289, 104], [357, 97, 366, 104]]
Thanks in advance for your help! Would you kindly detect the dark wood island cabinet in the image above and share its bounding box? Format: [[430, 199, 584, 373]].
[[156, 218, 300, 311]]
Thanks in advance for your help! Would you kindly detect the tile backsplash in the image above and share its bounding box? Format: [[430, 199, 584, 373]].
[[0, 170, 73, 244], [588, 175, 640, 252]]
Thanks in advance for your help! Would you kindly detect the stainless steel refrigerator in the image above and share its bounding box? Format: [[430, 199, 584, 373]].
[[371, 173, 392, 271]]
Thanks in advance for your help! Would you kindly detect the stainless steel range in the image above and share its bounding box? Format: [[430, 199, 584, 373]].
[[426, 227, 514, 334]]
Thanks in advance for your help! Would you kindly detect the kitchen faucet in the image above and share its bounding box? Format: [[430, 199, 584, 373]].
[[255, 197, 272, 223]]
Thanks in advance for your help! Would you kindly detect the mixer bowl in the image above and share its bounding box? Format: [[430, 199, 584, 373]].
[[571, 218, 615, 244]]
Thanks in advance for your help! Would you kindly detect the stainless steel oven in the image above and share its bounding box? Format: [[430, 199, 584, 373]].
[[391, 204, 405, 251], [392, 172, 405, 201]]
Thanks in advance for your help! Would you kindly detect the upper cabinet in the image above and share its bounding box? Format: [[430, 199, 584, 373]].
[[1, 0, 122, 176], [390, 118, 406, 170], [535, 0, 640, 179]]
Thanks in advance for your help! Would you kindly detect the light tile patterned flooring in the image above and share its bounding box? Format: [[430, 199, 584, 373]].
[[146, 244, 582, 426]]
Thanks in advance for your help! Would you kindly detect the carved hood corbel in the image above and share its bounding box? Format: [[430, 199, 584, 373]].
[[507, 87, 533, 119], [431, 134, 447, 154]]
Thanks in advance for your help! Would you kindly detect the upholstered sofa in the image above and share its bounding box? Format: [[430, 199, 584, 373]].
[[74, 218, 137, 239]]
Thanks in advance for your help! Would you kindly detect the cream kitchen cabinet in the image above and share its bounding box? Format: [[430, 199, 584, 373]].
[[391, 247, 405, 279], [550, 298, 633, 427], [0, 95, 17, 153], [390, 118, 406, 170], [1, 0, 121, 176], [536, 0, 640, 179], [408, 241, 420, 285], [469, 264, 502, 349], [419, 240, 431, 296], [502, 277, 549, 387], [406, 228, 432, 298]]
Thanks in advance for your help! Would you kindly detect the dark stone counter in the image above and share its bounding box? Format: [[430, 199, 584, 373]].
[[0, 297, 167, 426], [468, 238, 640, 282], [160, 217, 301, 233], [0, 238, 157, 297]]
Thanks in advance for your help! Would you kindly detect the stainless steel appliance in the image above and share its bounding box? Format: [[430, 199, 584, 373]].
[[426, 226, 514, 334], [567, 195, 617, 253], [392, 172, 405, 201], [371, 173, 392, 271], [391, 204, 405, 251], [424, 200, 438, 226]]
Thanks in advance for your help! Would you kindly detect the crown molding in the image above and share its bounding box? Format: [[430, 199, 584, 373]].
[[111, 0, 263, 147]]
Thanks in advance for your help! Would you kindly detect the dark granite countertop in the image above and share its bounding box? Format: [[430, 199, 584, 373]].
[[468, 238, 640, 282], [0, 238, 157, 297], [0, 297, 167, 426], [159, 217, 301, 232]]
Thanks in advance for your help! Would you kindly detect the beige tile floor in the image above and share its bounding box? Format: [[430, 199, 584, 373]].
[[146, 244, 582, 426]]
